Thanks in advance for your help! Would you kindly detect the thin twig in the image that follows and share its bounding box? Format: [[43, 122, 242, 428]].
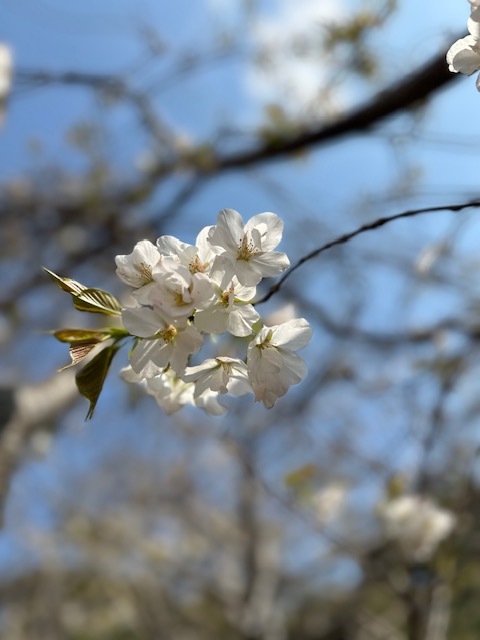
[[257, 200, 480, 304]]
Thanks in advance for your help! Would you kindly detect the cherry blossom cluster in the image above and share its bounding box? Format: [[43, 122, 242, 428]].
[[446, 1, 480, 89], [116, 209, 312, 415]]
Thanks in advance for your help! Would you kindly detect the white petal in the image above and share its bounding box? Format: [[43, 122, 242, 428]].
[[271, 318, 312, 350], [446, 36, 480, 75], [194, 388, 228, 415], [469, 8, 480, 39], [115, 240, 160, 287], [146, 373, 195, 414], [183, 358, 218, 381], [233, 259, 263, 286], [209, 209, 244, 253], [251, 250, 290, 277], [156, 235, 188, 257], [194, 305, 229, 334], [245, 212, 284, 251], [169, 325, 204, 373], [277, 348, 307, 383], [130, 340, 170, 376], [122, 306, 167, 338], [228, 305, 259, 337], [119, 365, 144, 383]]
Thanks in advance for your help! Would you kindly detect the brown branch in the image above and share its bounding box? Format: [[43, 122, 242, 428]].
[[208, 45, 460, 172], [15, 41, 461, 204]]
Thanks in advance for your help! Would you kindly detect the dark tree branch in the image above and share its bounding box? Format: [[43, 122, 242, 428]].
[[257, 200, 480, 305], [207, 45, 460, 172], [14, 42, 461, 208]]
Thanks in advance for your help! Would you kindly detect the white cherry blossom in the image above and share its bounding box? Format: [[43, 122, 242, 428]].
[[194, 387, 228, 415], [145, 370, 195, 414], [193, 259, 260, 336], [446, 4, 480, 89], [122, 306, 203, 375], [208, 209, 290, 286], [157, 226, 216, 275], [247, 318, 312, 408], [184, 356, 252, 398], [143, 257, 214, 319], [115, 240, 161, 288]]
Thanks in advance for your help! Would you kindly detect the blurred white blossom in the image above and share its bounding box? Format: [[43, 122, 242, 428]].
[[0, 43, 13, 127], [311, 482, 347, 524], [377, 495, 455, 561]]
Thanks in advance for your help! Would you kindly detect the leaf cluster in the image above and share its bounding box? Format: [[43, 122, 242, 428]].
[[44, 268, 130, 420]]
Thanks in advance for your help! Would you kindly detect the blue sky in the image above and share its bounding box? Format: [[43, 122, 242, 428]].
[[1, 0, 480, 580]]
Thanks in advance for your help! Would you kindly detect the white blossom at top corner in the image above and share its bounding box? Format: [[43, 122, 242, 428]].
[[122, 305, 204, 376], [377, 495, 456, 562], [183, 356, 252, 399], [446, 7, 480, 89], [207, 209, 290, 287], [0, 43, 13, 127], [247, 318, 312, 408], [469, 6, 480, 39], [193, 258, 260, 337], [156, 225, 217, 276], [115, 239, 161, 288], [447, 35, 480, 80], [141, 256, 213, 320]]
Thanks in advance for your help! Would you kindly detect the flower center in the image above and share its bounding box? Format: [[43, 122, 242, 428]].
[[189, 255, 208, 274], [256, 330, 274, 350], [237, 233, 260, 261], [137, 261, 153, 284], [157, 325, 177, 343], [220, 285, 235, 307], [219, 360, 233, 374]]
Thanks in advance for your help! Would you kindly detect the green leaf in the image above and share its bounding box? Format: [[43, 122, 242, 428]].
[[51, 328, 110, 343], [75, 345, 120, 420], [43, 267, 88, 295], [44, 268, 122, 316], [73, 288, 122, 316]]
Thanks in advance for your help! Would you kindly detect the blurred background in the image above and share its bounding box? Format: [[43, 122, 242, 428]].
[[1, 0, 480, 638]]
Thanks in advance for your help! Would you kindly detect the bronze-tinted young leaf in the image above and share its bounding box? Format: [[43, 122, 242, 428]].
[[43, 267, 88, 295], [73, 288, 122, 316], [75, 344, 120, 420], [52, 328, 110, 344], [59, 340, 102, 371], [44, 268, 122, 316]]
